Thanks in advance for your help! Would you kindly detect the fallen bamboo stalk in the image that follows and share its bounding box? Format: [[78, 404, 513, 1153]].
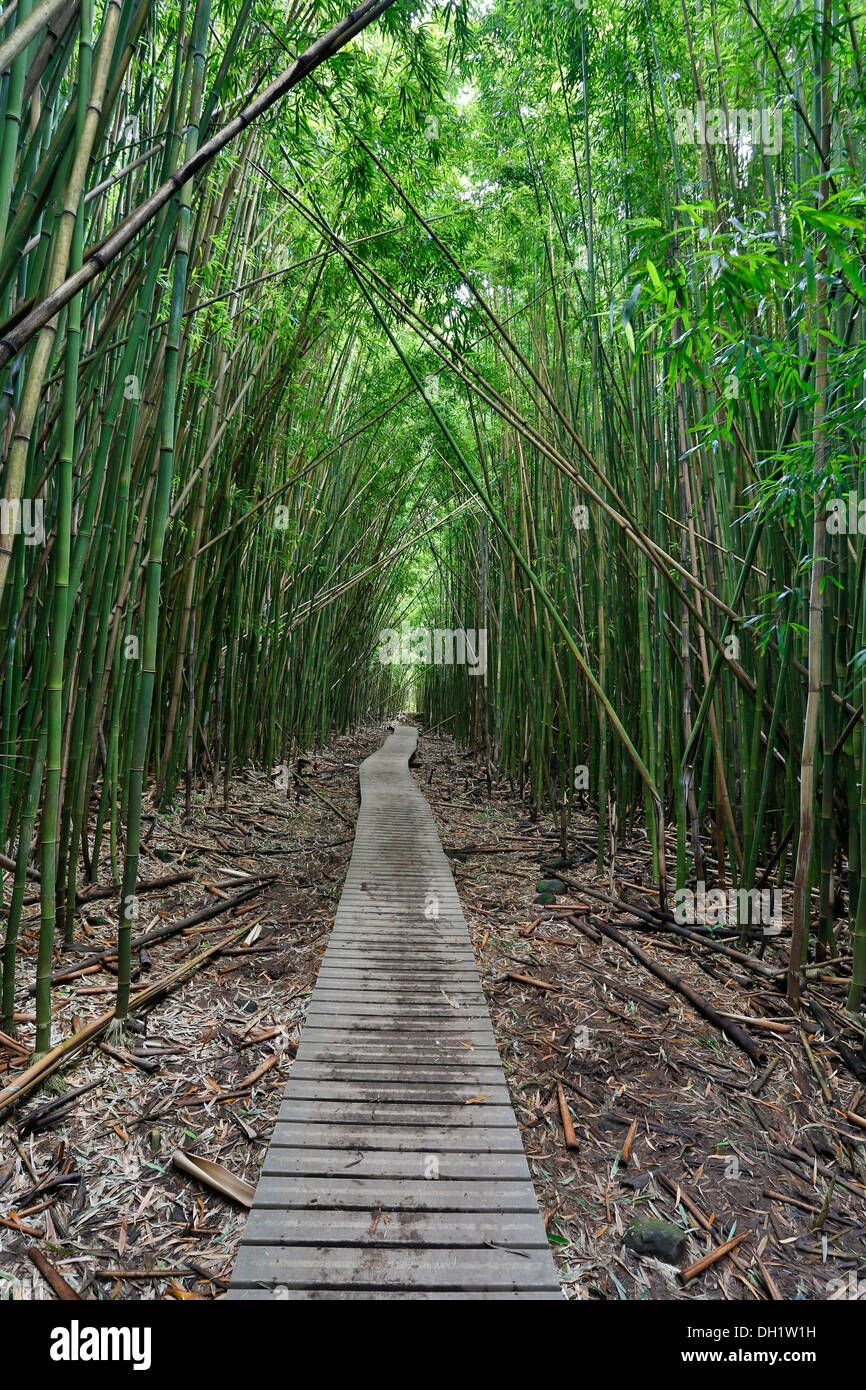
[[18, 1078, 103, 1135], [23, 867, 200, 908], [506, 969, 559, 992], [292, 771, 356, 827], [0, 852, 39, 882], [570, 915, 602, 943], [556, 1082, 579, 1149], [589, 917, 763, 1063], [679, 1231, 749, 1283], [0, 922, 251, 1115], [755, 1254, 783, 1301], [555, 876, 779, 980], [37, 881, 273, 988], [27, 1248, 80, 1300], [751, 1055, 781, 1094], [76, 869, 196, 904], [0, 1215, 42, 1236], [718, 1013, 792, 1034], [0, 1028, 29, 1055], [236, 1052, 279, 1091], [799, 1028, 833, 1104]]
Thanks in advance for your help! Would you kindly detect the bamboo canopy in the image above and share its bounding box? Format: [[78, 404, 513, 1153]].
[[1, 0, 865, 1056]]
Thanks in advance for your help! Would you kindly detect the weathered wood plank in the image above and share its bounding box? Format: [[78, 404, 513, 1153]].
[[294, 1052, 505, 1070], [227, 1288, 561, 1300], [231, 1244, 561, 1290], [241, 1209, 549, 1247], [261, 1149, 535, 1180], [269, 1122, 524, 1151], [301, 1023, 497, 1039], [277, 1100, 519, 1126], [279, 1083, 511, 1104], [308, 1005, 485, 1017], [251, 1177, 541, 1210], [289, 1062, 510, 1084]]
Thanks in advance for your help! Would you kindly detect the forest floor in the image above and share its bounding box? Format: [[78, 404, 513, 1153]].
[[1, 725, 865, 1301]]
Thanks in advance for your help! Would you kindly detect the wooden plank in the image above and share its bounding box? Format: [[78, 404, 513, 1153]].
[[313, 973, 483, 985], [316, 960, 480, 971], [289, 1063, 510, 1084], [262, 1150, 537, 1180], [309, 993, 482, 1006], [240, 1209, 549, 1248], [270, 1123, 524, 1151], [301, 1021, 497, 1037], [305, 1002, 487, 1014], [227, 1288, 561, 1300], [280, 1083, 511, 1104], [294, 1048, 504, 1065], [231, 1244, 561, 1290], [277, 1100, 519, 1126], [252, 1178, 542, 1211], [323, 942, 475, 951], [309, 986, 484, 998], [307, 1006, 485, 1017], [321, 958, 478, 968], [309, 984, 480, 995]]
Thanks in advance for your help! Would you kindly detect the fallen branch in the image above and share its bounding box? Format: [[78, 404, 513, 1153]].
[[0, 851, 39, 882], [23, 867, 200, 909], [679, 1231, 749, 1284], [0, 922, 250, 1115], [505, 969, 558, 992], [751, 1055, 780, 1095], [38, 880, 273, 988], [76, 868, 195, 905], [18, 1078, 102, 1136], [555, 876, 779, 980], [799, 1027, 833, 1104], [589, 917, 763, 1063], [556, 1082, 579, 1149], [0, 1027, 29, 1056], [292, 770, 356, 828], [803, 996, 866, 1083], [27, 1248, 80, 1300]]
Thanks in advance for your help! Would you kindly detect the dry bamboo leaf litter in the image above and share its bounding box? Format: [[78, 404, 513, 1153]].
[[416, 731, 866, 1303], [0, 731, 380, 1301]]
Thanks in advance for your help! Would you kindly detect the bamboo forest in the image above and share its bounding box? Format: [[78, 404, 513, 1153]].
[[1, 0, 866, 1334]]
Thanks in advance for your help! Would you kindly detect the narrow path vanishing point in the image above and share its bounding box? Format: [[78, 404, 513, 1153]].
[[228, 723, 561, 1299]]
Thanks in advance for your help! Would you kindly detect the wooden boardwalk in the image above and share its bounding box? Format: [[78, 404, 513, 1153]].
[[228, 724, 560, 1299]]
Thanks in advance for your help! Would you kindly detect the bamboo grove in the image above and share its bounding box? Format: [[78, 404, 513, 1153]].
[[1, 0, 865, 1065], [0, 0, 443, 1051]]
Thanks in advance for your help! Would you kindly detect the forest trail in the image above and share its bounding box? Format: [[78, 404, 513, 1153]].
[[228, 724, 560, 1299]]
